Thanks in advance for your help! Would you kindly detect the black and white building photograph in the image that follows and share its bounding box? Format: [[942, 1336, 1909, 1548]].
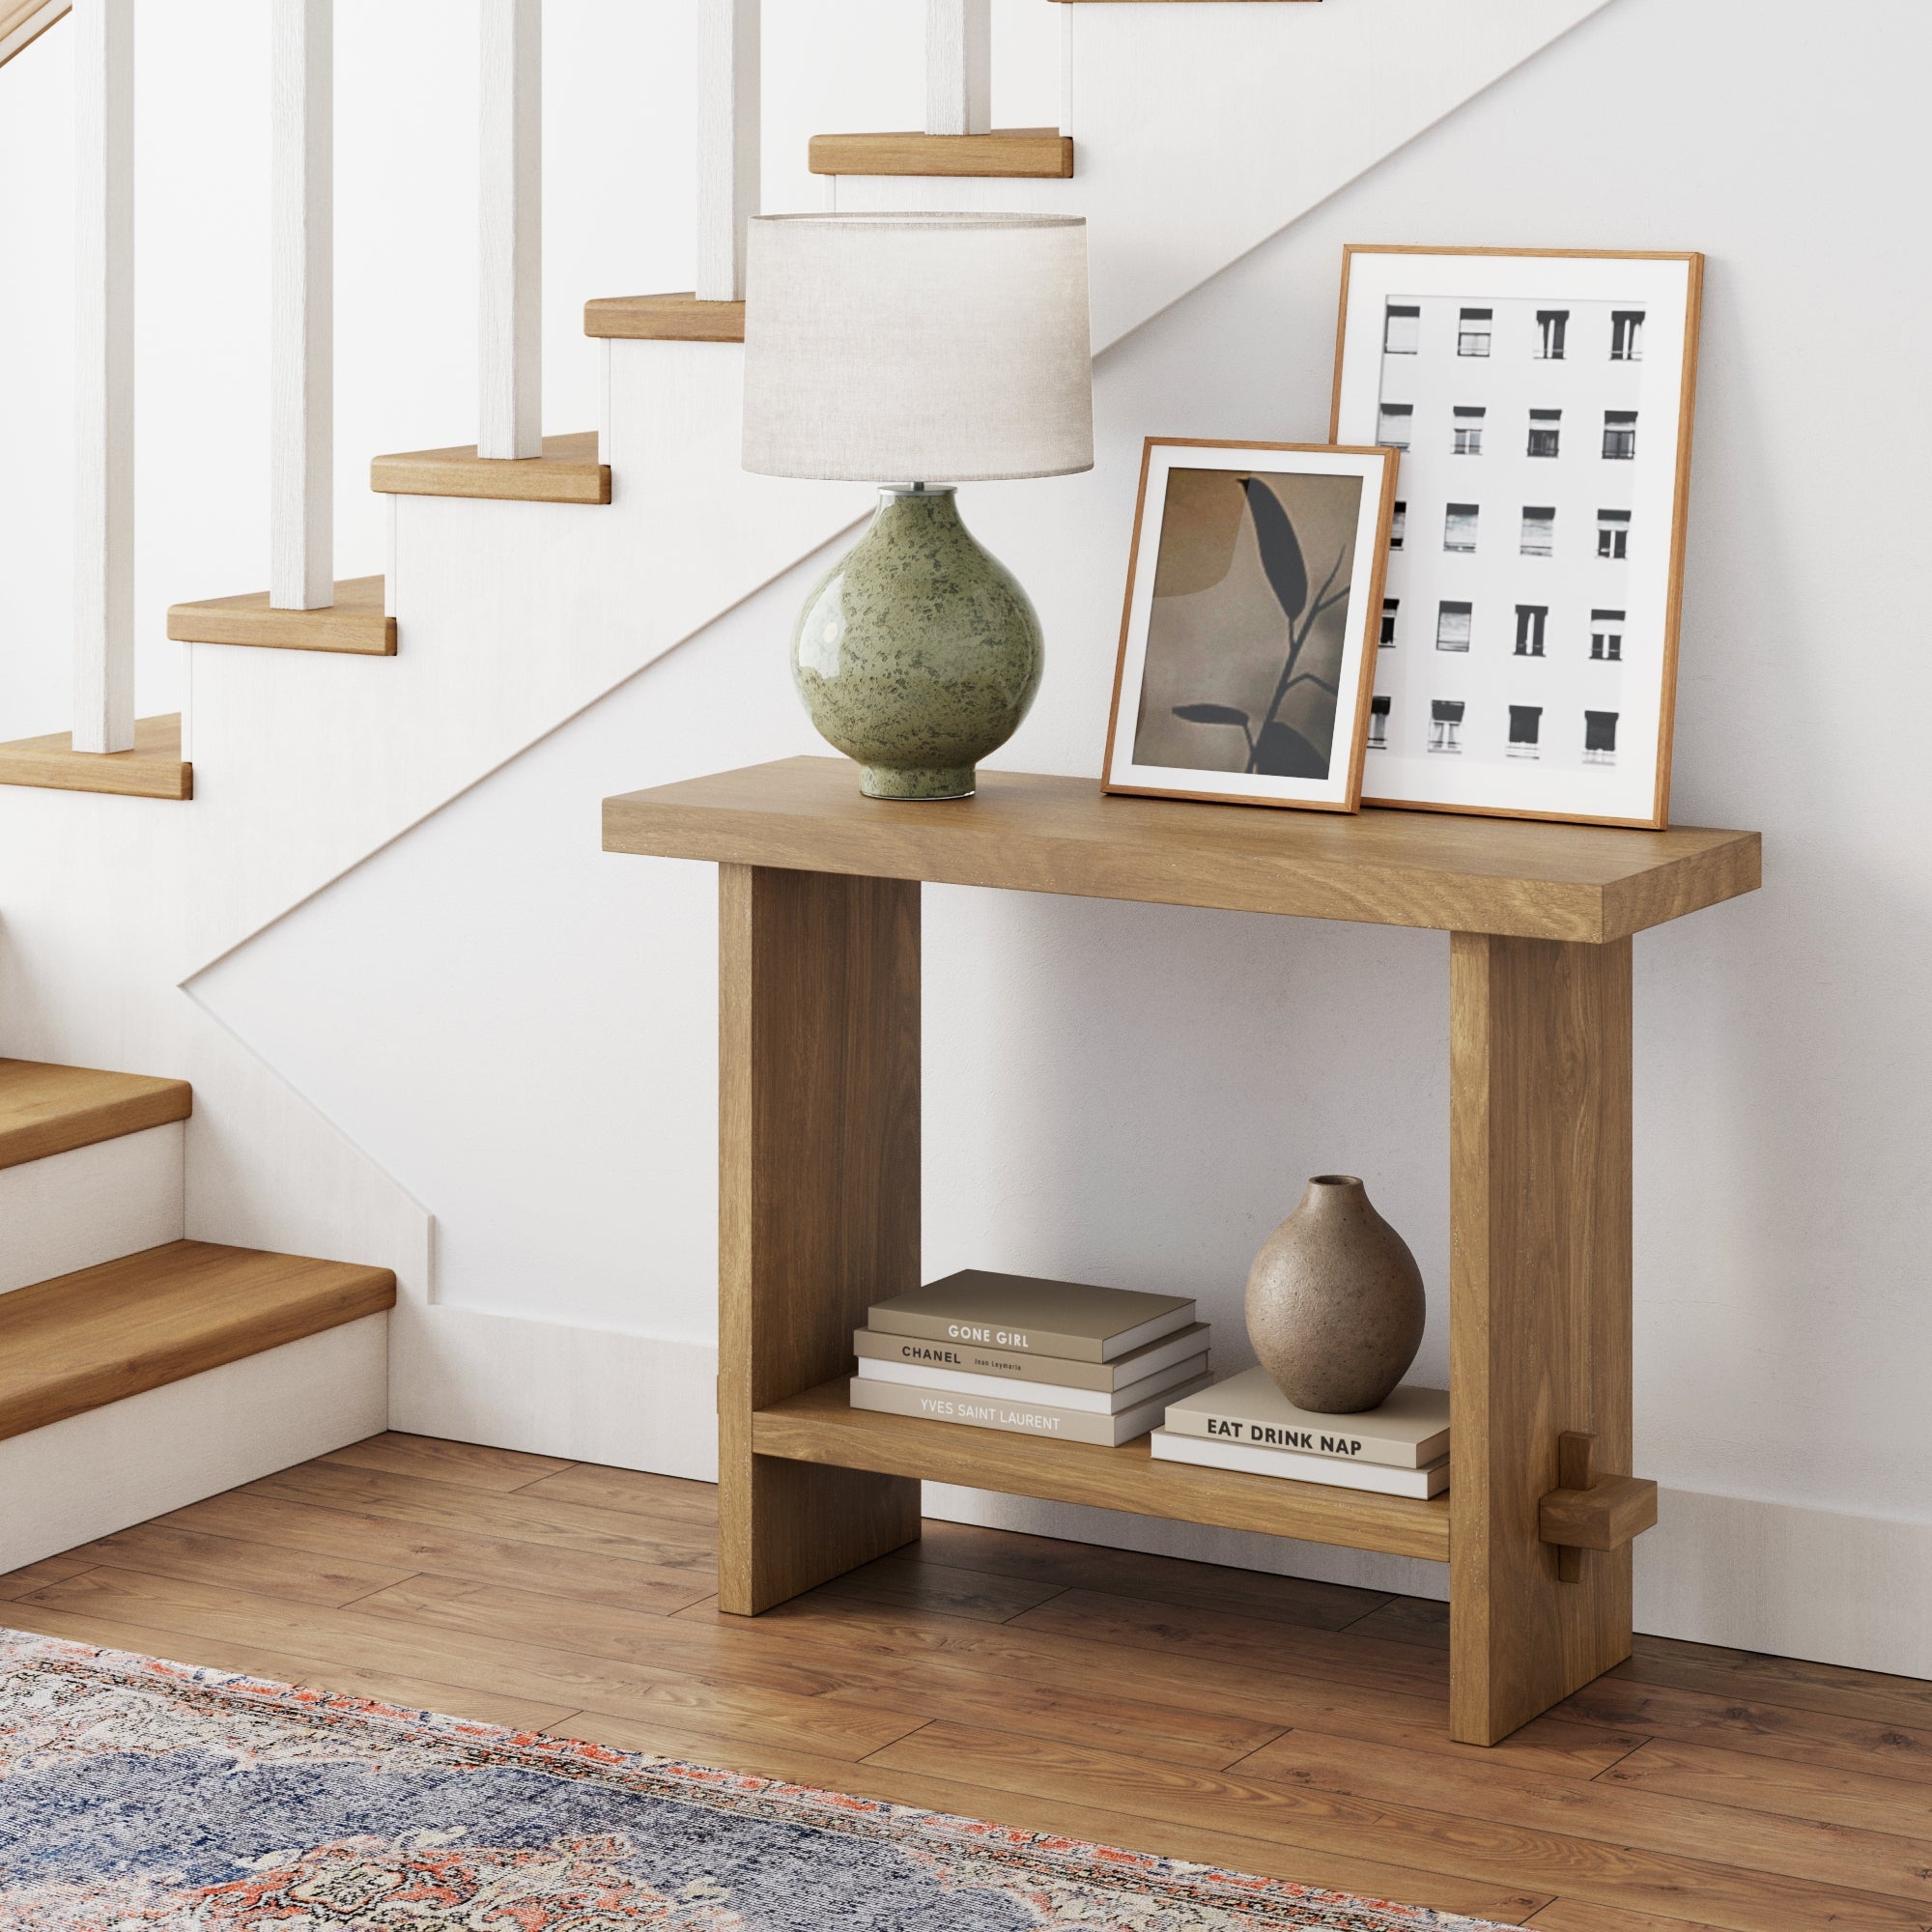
[[1331, 248, 1701, 825]]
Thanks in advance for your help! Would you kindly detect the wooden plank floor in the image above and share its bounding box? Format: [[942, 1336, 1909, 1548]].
[[4, 1435, 1929, 1932]]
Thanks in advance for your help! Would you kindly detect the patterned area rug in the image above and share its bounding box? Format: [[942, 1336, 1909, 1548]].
[[0, 1626, 1505, 1929]]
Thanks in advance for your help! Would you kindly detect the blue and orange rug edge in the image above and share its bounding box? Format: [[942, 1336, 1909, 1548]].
[[1, 1622, 1509, 1930]]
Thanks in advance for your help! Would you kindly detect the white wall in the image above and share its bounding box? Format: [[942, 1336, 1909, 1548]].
[[5, 0, 1930, 1679]]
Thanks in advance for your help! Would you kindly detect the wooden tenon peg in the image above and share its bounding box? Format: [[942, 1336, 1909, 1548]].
[[1539, 1430, 1659, 1583]]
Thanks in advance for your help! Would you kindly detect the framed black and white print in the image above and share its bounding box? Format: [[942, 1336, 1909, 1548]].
[[1331, 247, 1703, 828], [1102, 440, 1398, 812]]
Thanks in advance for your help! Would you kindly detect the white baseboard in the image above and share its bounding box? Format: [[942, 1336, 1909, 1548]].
[[924, 1481, 1932, 1681], [1636, 1485, 1932, 1681], [376, 1310, 1932, 1681], [0, 1122, 185, 1295], [386, 1304, 718, 1481], [0, 1313, 389, 1575]]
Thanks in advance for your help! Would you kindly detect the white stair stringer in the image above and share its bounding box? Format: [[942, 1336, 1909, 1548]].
[[182, 347, 871, 977], [853, 0, 1616, 348], [180, 0, 1611, 984], [184, 569, 824, 1468]]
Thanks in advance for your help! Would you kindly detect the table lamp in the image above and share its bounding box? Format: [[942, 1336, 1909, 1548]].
[[742, 212, 1094, 800]]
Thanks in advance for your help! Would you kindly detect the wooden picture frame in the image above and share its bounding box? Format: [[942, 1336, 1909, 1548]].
[[1331, 246, 1704, 829], [1101, 438, 1398, 812]]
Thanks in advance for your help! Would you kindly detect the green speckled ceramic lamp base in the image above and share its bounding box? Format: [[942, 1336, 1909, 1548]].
[[791, 486, 1043, 801], [859, 761, 978, 801]]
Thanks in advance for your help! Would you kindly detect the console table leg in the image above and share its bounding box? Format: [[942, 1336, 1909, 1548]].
[[1448, 931, 1634, 1745], [717, 864, 923, 1614]]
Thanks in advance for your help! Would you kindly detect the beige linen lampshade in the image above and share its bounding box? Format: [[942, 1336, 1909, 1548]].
[[741, 212, 1094, 484]]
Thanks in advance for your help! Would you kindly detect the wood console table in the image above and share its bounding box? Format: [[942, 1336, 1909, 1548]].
[[603, 756, 1761, 1746]]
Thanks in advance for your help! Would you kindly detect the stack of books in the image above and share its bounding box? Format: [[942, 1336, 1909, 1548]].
[[850, 1268, 1212, 1446], [1152, 1369, 1450, 1497]]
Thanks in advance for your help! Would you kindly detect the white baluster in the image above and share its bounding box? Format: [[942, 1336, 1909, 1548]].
[[71, 0, 133, 753], [926, 0, 990, 137], [270, 0, 332, 610], [1059, 1, 1075, 138], [696, 0, 758, 303], [479, 0, 541, 460]]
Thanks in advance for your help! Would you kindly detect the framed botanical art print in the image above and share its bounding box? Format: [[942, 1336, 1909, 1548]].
[[1331, 246, 1703, 828], [1102, 439, 1398, 811]]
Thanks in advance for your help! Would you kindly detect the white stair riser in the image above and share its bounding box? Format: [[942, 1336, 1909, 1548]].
[[0, 1122, 185, 1295], [0, 1312, 387, 1576]]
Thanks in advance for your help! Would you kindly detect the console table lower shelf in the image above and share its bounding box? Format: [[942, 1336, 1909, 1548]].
[[753, 1380, 1451, 1562]]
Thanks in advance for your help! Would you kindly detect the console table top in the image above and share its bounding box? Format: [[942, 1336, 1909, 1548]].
[[603, 756, 1760, 943]]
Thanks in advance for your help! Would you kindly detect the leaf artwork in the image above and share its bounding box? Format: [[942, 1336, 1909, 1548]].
[[1170, 475, 1350, 780], [1253, 720, 1328, 779], [1241, 477, 1309, 626]]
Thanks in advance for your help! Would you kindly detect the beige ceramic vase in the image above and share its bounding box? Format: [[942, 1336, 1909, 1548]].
[[1244, 1175, 1426, 1414]]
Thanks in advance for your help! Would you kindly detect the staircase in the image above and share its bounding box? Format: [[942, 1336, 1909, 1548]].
[[0, 0, 1612, 1512], [0, 1061, 393, 1574]]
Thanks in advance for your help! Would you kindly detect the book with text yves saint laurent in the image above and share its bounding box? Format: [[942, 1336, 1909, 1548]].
[[849, 1370, 1211, 1447]]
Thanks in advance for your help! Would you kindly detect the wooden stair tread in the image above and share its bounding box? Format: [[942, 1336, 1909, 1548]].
[[809, 129, 1073, 180], [370, 433, 609, 506], [167, 576, 395, 656], [0, 714, 191, 802], [584, 294, 746, 343], [0, 1058, 191, 1171], [0, 1239, 397, 1442]]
